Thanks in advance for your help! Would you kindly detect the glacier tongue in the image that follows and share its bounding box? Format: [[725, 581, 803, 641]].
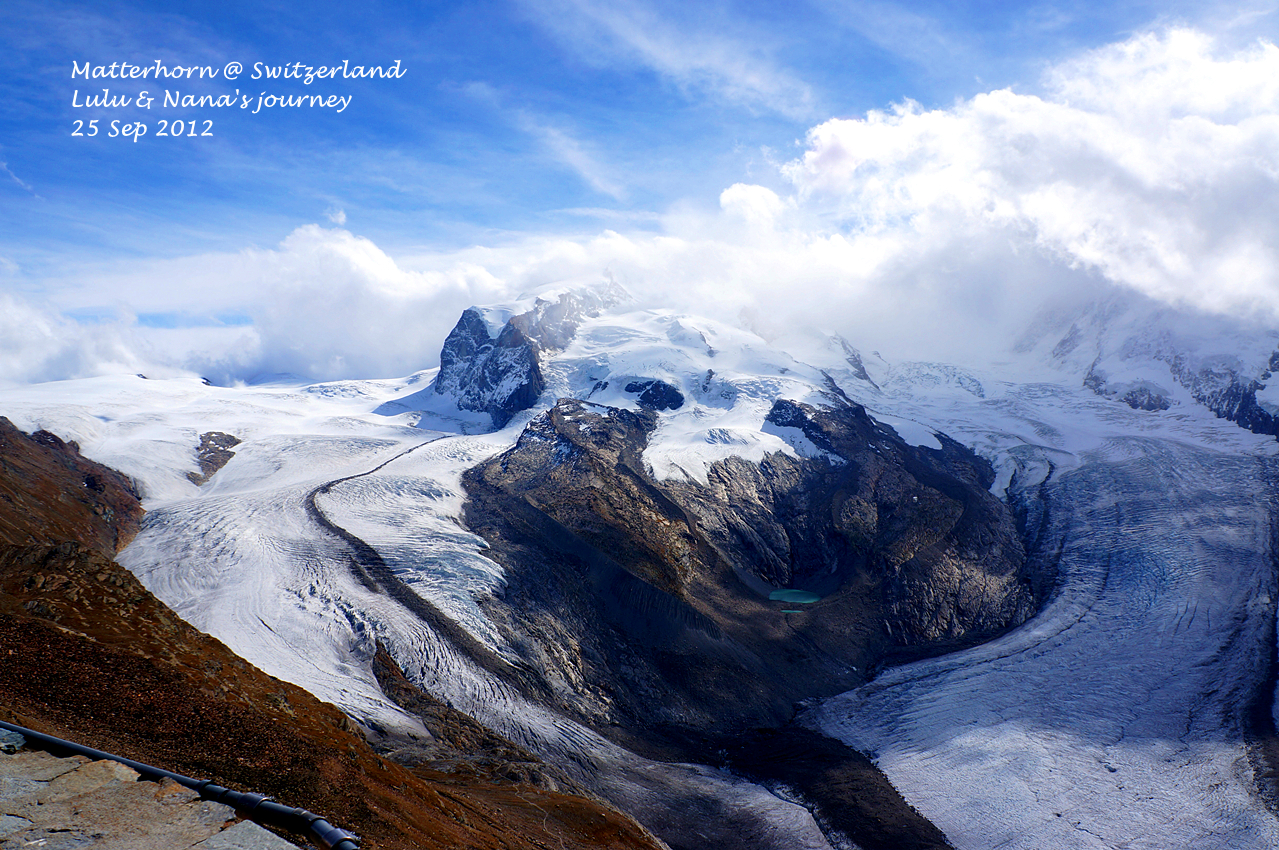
[[806, 436, 1279, 849]]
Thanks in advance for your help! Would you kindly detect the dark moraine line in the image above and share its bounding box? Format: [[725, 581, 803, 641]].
[[302, 439, 554, 705], [1244, 461, 1279, 813]]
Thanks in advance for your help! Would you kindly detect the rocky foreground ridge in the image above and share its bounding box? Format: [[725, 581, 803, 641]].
[[0, 416, 665, 850]]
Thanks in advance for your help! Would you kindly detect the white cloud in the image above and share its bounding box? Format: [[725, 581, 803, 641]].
[[779, 28, 1279, 321], [1, 161, 38, 197], [519, 0, 815, 118], [325, 207, 347, 226], [0, 294, 146, 386], [8, 28, 1279, 384], [1, 226, 513, 385], [203, 225, 511, 382], [719, 183, 785, 231]]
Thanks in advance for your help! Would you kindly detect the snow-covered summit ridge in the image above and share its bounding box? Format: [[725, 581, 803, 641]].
[[1014, 291, 1279, 436], [377, 278, 1279, 503], [381, 280, 954, 485], [382, 279, 629, 430]]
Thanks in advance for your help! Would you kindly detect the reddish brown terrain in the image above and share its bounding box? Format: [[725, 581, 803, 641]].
[[0, 416, 665, 850]]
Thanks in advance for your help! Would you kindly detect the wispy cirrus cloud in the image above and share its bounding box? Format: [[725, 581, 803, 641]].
[[518, 118, 627, 200], [0, 161, 38, 197], [462, 81, 627, 200], [517, 0, 815, 119]]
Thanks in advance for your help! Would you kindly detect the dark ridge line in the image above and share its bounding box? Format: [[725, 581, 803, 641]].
[[302, 439, 554, 708], [1243, 459, 1279, 813]]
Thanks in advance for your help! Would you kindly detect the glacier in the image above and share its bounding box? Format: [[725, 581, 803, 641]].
[[4, 287, 1279, 849]]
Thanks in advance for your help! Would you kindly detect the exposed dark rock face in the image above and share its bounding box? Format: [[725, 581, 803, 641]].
[[723, 727, 950, 850], [1083, 362, 1174, 412], [624, 380, 685, 411], [465, 397, 1035, 724], [1159, 349, 1279, 436], [186, 431, 241, 486], [433, 308, 546, 429], [699, 399, 1035, 645], [1083, 335, 1279, 434], [462, 396, 1036, 847], [1121, 386, 1172, 411], [432, 284, 627, 428], [834, 335, 879, 389]]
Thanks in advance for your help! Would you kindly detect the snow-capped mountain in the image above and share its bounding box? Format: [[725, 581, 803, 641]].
[[3, 280, 1279, 850]]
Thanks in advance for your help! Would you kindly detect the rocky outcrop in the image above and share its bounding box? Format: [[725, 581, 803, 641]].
[[433, 308, 547, 428], [624, 380, 684, 411], [462, 396, 1036, 846], [685, 399, 1035, 645], [186, 432, 241, 486], [432, 283, 627, 428], [1160, 349, 1279, 436], [1078, 322, 1279, 433], [1083, 363, 1173, 411]]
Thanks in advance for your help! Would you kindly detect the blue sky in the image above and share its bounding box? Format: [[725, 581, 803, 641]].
[[3, 1, 1279, 382], [6, 0, 1268, 264]]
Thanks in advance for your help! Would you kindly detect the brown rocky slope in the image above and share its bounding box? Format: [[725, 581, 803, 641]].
[[0, 416, 666, 850]]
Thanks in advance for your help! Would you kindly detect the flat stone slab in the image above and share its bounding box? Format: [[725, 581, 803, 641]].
[[0, 750, 299, 849], [195, 820, 304, 850], [0, 815, 33, 839], [0, 750, 86, 781]]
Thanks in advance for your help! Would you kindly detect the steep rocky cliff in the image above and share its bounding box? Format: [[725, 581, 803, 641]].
[[431, 283, 627, 427], [0, 416, 143, 556]]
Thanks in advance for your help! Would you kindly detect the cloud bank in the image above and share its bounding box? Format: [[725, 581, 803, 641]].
[[6, 28, 1278, 386]]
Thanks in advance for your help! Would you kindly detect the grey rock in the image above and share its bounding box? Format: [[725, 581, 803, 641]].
[[194, 820, 301, 850], [623, 379, 684, 411], [37, 759, 138, 803], [0, 752, 85, 783], [0, 815, 32, 839], [0, 751, 244, 850], [431, 282, 628, 428], [0, 778, 45, 804], [188, 431, 241, 485], [195, 801, 239, 829], [0, 732, 22, 755], [433, 309, 546, 428], [0, 828, 96, 849]]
